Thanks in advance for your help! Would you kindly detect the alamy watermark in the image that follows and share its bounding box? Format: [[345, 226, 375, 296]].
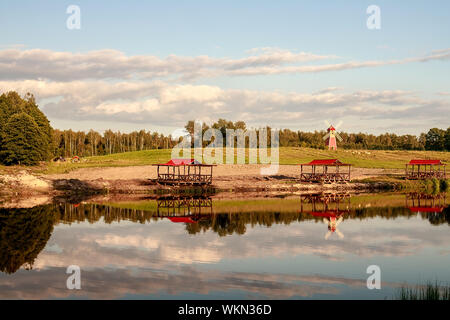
[[66, 5, 81, 30], [66, 265, 81, 290], [171, 121, 280, 175], [366, 5, 381, 30], [366, 265, 381, 290]]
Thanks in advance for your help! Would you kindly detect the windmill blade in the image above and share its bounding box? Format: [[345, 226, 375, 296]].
[[335, 131, 343, 142], [323, 120, 332, 128], [336, 230, 344, 239], [325, 231, 332, 240], [335, 120, 343, 130], [323, 133, 330, 140]]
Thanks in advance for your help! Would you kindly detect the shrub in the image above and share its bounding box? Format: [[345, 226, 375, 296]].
[[440, 179, 449, 192]]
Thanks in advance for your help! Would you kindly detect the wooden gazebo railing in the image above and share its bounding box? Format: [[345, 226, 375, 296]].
[[153, 159, 216, 186], [405, 192, 446, 213], [405, 160, 446, 180], [300, 159, 351, 183], [156, 195, 213, 218]]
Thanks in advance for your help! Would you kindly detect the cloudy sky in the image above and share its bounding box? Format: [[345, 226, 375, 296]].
[[0, 1, 449, 135]]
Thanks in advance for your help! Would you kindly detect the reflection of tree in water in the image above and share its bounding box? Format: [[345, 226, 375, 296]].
[[186, 206, 450, 236], [53, 201, 450, 237], [0, 199, 448, 274], [425, 206, 450, 225], [0, 205, 57, 274], [185, 212, 302, 236]]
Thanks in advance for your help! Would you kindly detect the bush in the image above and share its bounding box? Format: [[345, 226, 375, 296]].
[[431, 178, 441, 194], [440, 179, 449, 192]]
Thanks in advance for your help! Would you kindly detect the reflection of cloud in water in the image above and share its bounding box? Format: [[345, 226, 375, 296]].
[[1, 265, 380, 299], [31, 215, 450, 273], [2, 200, 450, 299]]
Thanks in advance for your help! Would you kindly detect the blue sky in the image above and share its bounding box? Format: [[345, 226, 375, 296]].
[[0, 0, 449, 134]]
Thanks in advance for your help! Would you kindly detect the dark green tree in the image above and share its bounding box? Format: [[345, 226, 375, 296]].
[[445, 127, 450, 151], [0, 112, 47, 165], [425, 128, 445, 151], [0, 92, 53, 165]]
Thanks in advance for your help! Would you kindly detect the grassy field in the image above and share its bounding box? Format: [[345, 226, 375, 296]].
[[1, 147, 449, 175]]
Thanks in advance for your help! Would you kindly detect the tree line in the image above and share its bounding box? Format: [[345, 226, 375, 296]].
[[52, 129, 178, 158], [186, 119, 450, 151]]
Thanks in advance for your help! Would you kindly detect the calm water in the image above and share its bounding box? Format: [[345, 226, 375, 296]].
[[0, 192, 449, 300]]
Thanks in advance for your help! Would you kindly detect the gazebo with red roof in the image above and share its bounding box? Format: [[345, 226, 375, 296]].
[[153, 159, 216, 185], [405, 159, 446, 180], [300, 159, 352, 183]]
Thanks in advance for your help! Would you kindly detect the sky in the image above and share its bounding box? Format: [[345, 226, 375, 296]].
[[0, 0, 449, 135]]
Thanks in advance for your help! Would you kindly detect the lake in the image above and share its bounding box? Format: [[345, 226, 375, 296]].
[[0, 192, 449, 299]]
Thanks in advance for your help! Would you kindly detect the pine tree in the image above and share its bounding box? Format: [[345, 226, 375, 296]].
[[0, 91, 53, 165], [0, 112, 47, 165]]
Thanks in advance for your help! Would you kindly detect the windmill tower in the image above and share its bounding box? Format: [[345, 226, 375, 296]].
[[323, 120, 343, 150]]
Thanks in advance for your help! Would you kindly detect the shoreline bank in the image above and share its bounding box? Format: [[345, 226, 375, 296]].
[[0, 165, 413, 207]]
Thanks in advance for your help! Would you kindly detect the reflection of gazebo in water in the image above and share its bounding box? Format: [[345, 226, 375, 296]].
[[406, 192, 447, 214], [156, 195, 213, 223], [300, 193, 351, 239], [153, 159, 216, 186], [300, 159, 352, 183]]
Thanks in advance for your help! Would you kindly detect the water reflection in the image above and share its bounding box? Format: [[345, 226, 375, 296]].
[[0, 192, 449, 299], [156, 195, 213, 223], [300, 193, 351, 240], [0, 206, 57, 274]]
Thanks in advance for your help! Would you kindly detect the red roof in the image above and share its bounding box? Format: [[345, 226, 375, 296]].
[[167, 217, 197, 223], [408, 160, 445, 165], [409, 207, 444, 213], [301, 159, 350, 166], [157, 159, 200, 166], [308, 211, 344, 218], [327, 126, 336, 131]]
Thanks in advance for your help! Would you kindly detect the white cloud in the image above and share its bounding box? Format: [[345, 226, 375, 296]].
[[1, 79, 448, 132], [1, 47, 449, 133], [0, 47, 448, 81]]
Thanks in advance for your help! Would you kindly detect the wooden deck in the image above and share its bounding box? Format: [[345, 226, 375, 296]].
[[300, 172, 351, 183], [405, 171, 446, 180], [156, 195, 213, 216], [157, 173, 213, 185]]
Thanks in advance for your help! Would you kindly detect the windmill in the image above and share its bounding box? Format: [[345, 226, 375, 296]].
[[322, 120, 343, 150]]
